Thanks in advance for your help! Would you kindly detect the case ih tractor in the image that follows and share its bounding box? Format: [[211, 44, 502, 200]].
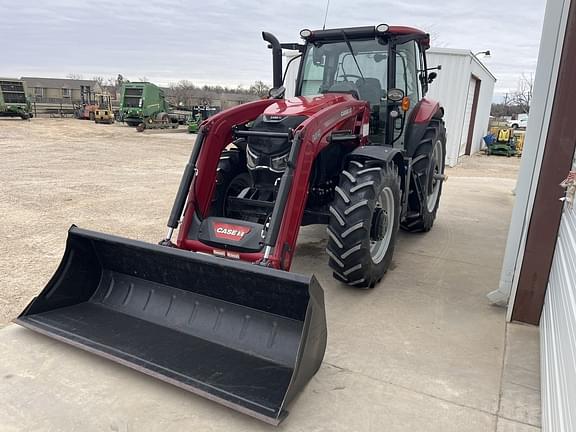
[[17, 25, 445, 425], [171, 24, 446, 286]]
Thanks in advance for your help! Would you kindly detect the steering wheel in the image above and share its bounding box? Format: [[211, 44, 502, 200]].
[[340, 74, 363, 82]]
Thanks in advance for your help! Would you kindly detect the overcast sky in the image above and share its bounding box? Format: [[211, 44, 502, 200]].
[[0, 0, 546, 98]]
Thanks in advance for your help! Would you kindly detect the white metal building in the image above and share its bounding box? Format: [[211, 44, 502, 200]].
[[425, 48, 496, 166], [486, 0, 576, 429]]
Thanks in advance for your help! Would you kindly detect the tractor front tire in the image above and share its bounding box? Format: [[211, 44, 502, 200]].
[[402, 120, 446, 233], [210, 149, 251, 218], [326, 160, 401, 288]]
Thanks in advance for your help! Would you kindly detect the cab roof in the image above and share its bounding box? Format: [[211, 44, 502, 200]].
[[303, 25, 430, 49]]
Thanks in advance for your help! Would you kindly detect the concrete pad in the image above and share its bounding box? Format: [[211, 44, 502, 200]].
[[291, 175, 516, 414], [397, 177, 516, 269], [0, 326, 496, 432], [497, 417, 541, 432], [1, 121, 537, 429], [499, 324, 541, 427]]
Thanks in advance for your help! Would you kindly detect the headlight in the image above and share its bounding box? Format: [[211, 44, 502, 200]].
[[376, 23, 389, 33], [246, 146, 289, 173], [270, 152, 289, 172], [246, 146, 259, 169]]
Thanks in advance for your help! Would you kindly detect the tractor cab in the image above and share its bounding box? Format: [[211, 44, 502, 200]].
[[294, 25, 434, 145]]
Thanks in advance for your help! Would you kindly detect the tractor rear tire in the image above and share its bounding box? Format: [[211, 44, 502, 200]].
[[326, 160, 401, 288], [210, 149, 251, 218], [401, 119, 446, 233]]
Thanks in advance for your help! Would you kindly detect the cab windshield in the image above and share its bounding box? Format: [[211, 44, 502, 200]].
[[298, 37, 421, 144], [299, 39, 388, 106]]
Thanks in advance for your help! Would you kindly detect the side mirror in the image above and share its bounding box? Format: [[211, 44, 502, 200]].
[[428, 72, 438, 84], [268, 86, 286, 99]]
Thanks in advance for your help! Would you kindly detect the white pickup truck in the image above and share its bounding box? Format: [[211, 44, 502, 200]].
[[507, 113, 529, 129]]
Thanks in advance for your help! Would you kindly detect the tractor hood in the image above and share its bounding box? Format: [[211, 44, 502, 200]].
[[263, 93, 357, 118], [245, 93, 358, 176]]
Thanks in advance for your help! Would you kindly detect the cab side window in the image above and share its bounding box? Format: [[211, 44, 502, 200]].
[[394, 41, 419, 143], [395, 41, 419, 109]]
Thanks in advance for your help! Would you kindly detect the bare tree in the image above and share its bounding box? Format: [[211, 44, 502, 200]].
[[92, 76, 106, 91], [169, 80, 198, 107], [510, 73, 534, 113], [249, 80, 271, 98]]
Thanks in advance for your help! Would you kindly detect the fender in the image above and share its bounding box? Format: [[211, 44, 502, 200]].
[[404, 98, 444, 158], [412, 98, 442, 124], [347, 145, 406, 178], [348, 145, 403, 164]]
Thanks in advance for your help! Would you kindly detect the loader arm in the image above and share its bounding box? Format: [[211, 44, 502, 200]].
[[177, 97, 370, 270], [175, 99, 277, 246], [269, 100, 370, 270]]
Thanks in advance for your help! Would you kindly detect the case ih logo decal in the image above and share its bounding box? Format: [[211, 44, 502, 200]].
[[213, 223, 251, 241]]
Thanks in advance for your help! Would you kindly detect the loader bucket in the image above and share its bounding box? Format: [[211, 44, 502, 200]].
[[16, 226, 327, 425]]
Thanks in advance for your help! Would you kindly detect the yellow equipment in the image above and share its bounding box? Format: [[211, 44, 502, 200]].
[[497, 128, 511, 142], [94, 94, 115, 124]]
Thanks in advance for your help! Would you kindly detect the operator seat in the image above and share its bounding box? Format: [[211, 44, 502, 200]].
[[356, 78, 383, 138], [325, 81, 360, 99], [356, 78, 382, 107]]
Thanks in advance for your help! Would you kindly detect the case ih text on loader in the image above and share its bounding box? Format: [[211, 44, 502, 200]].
[[16, 24, 446, 425]]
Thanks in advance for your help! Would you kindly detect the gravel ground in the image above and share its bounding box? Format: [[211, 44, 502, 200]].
[[0, 118, 520, 325], [0, 118, 194, 325]]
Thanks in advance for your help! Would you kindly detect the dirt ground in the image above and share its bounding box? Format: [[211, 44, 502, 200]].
[[0, 118, 520, 325]]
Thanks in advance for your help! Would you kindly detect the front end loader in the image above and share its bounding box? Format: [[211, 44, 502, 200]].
[[17, 24, 446, 425]]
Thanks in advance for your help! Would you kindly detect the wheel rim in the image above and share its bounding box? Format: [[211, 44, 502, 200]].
[[427, 139, 443, 212], [370, 186, 395, 264]]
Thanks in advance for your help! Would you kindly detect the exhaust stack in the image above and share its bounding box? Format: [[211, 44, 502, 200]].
[[262, 32, 283, 89]]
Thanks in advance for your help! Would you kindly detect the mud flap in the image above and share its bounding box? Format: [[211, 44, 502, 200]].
[[15, 226, 327, 425]]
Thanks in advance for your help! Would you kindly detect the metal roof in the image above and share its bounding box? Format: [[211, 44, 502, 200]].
[[20, 77, 101, 89], [427, 48, 497, 81]]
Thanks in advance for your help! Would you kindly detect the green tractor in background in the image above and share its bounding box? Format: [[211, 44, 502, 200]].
[[484, 128, 517, 157], [119, 82, 178, 130], [187, 105, 219, 133], [0, 79, 33, 120]]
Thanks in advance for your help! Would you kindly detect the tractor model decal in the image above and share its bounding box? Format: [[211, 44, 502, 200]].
[[213, 223, 251, 241]]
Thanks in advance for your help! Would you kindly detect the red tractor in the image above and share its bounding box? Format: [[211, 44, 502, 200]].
[[166, 24, 446, 287], [17, 24, 445, 425]]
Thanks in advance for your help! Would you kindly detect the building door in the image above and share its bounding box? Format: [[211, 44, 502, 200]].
[[459, 76, 480, 156]]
